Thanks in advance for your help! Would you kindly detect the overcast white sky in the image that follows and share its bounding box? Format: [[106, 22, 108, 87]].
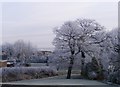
[[0, 1, 118, 50]]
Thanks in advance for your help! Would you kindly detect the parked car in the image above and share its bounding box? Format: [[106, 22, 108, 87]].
[[7, 60, 15, 67]]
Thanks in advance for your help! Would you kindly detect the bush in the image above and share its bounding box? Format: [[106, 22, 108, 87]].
[[84, 57, 105, 80], [88, 71, 97, 80], [1, 66, 58, 82], [108, 69, 120, 84]]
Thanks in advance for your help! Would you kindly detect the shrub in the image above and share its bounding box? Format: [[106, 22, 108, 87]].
[[1, 66, 58, 82], [88, 71, 97, 80], [108, 69, 120, 84], [84, 57, 105, 80]]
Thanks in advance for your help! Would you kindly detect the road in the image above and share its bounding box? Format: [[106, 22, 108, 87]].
[[2, 74, 109, 86]]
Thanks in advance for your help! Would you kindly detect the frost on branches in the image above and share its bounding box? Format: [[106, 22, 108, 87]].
[[53, 19, 108, 79]]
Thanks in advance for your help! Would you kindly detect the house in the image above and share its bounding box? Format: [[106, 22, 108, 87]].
[[0, 51, 14, 67], [2, 51, 8, 60], [37, 51, 52, 56], [0, 60, 7, 67], [0, 51, 7, 67], [30, 51, 53, 67]]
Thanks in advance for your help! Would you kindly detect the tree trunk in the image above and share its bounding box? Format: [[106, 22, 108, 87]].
[[67, 56, 74, 79], [81, 51, 85, 76], [46, 56, 49, 66]]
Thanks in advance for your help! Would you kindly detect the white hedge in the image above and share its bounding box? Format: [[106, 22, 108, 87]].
[[0, 66, 58, 82]]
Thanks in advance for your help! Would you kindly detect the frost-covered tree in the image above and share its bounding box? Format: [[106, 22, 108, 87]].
[[50, 51, 70, 71], [107, 28, 120, 84], [13, 40, 35, 63], [53, 19, 106, 79], [105, 28, 119, 71], [2, 43, 14, 59], [2, 40, 36, 65]]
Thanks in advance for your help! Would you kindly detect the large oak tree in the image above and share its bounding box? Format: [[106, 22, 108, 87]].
[[53, 19, 106, 79]]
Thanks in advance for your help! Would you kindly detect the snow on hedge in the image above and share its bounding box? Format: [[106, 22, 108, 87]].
[[0, 66, 58, 82]]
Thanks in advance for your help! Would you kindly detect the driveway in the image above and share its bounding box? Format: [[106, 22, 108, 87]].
[[2, 74, 109, 86]]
